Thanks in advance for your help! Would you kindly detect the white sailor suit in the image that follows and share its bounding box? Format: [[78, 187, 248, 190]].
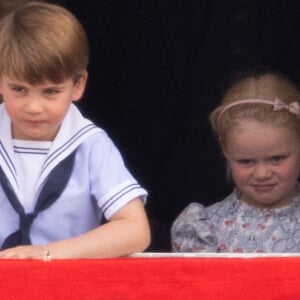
[[0, 103, 147, 249]]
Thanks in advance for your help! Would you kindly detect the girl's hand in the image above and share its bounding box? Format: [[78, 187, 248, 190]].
[[0, 245, 50, 260]]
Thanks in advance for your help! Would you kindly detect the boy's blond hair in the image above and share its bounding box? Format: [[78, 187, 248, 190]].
[[0, 1, 89, 84], [0, 0, 39, 20], [210, 71, 300, 148]]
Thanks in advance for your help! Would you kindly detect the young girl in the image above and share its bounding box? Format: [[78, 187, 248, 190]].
[[0, 2, 150, 260], [171, 69, 300, 253]]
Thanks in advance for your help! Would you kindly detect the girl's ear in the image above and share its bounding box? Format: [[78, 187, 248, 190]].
[[72, 70, 88, 102], [220, 138, 232, 182], [219, 137, 228, 159]]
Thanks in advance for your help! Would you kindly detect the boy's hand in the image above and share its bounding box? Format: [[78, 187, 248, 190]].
[[0, 245, 50, 260]]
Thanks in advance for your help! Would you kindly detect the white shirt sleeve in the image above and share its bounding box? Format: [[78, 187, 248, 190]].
[[88, 132, 147, 219]]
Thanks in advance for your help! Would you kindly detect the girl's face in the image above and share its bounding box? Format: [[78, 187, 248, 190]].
[[0, 73, 87, 141], [223, 119, 300, 208]]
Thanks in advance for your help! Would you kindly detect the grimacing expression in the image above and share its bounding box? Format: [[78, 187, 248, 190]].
[[222, 119, 300, 208]]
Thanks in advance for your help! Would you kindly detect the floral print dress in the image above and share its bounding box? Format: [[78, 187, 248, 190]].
[[171, 189, 300, 253]]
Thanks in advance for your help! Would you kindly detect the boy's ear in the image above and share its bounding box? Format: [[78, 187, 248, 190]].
[[72, 70, 88, 102], [0, 78, 3, 101]]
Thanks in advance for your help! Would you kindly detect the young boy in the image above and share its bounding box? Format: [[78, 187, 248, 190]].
[[0, 2, 150, 259], [1, 0, 35, 103]]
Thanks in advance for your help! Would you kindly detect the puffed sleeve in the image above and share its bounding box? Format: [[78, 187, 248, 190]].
[[171, 202, 218, 252]]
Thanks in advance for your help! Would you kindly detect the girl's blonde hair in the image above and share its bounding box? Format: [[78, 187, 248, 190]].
[[0, 1, 89, 84], [209, 70, 300, 148]]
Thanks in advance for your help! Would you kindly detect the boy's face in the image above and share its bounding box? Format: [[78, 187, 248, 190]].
[[0, 73, 87, 141], [222, 119, 300, 209]]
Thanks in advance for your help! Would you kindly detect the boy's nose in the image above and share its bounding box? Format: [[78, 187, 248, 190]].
[[24, 98, 43, 113]]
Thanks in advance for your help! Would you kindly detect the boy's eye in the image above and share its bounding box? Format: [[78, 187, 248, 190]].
[[11, 85, 26, 93], [44, 89, 60, 95]]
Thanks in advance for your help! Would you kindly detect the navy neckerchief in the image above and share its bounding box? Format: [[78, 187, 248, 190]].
[[0, 150, 77, 250]]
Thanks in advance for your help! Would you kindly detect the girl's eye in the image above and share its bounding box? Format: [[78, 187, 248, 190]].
[[270, 156, 285, 163], [237, 159, 253, 166]]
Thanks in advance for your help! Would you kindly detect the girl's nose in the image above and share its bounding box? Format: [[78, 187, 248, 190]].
[[253, 163, 272, 179]]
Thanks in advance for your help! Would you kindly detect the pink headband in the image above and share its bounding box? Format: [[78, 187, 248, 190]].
[[219, 98, 300, 120]]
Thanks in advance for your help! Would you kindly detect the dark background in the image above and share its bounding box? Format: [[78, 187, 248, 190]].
[[56, 0, 300, 251]]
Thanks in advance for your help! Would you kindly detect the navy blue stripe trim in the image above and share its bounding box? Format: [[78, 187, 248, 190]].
[[14, 146, 49, 155], [0, 140, 17, 182], [43, 124, 97, 172], [14, 146, 50, 151], [101, 184, 142, 213], [14, 150, 48, 155]]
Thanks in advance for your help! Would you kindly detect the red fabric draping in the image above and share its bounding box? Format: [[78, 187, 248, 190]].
[[1, 257, 300, 299]]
